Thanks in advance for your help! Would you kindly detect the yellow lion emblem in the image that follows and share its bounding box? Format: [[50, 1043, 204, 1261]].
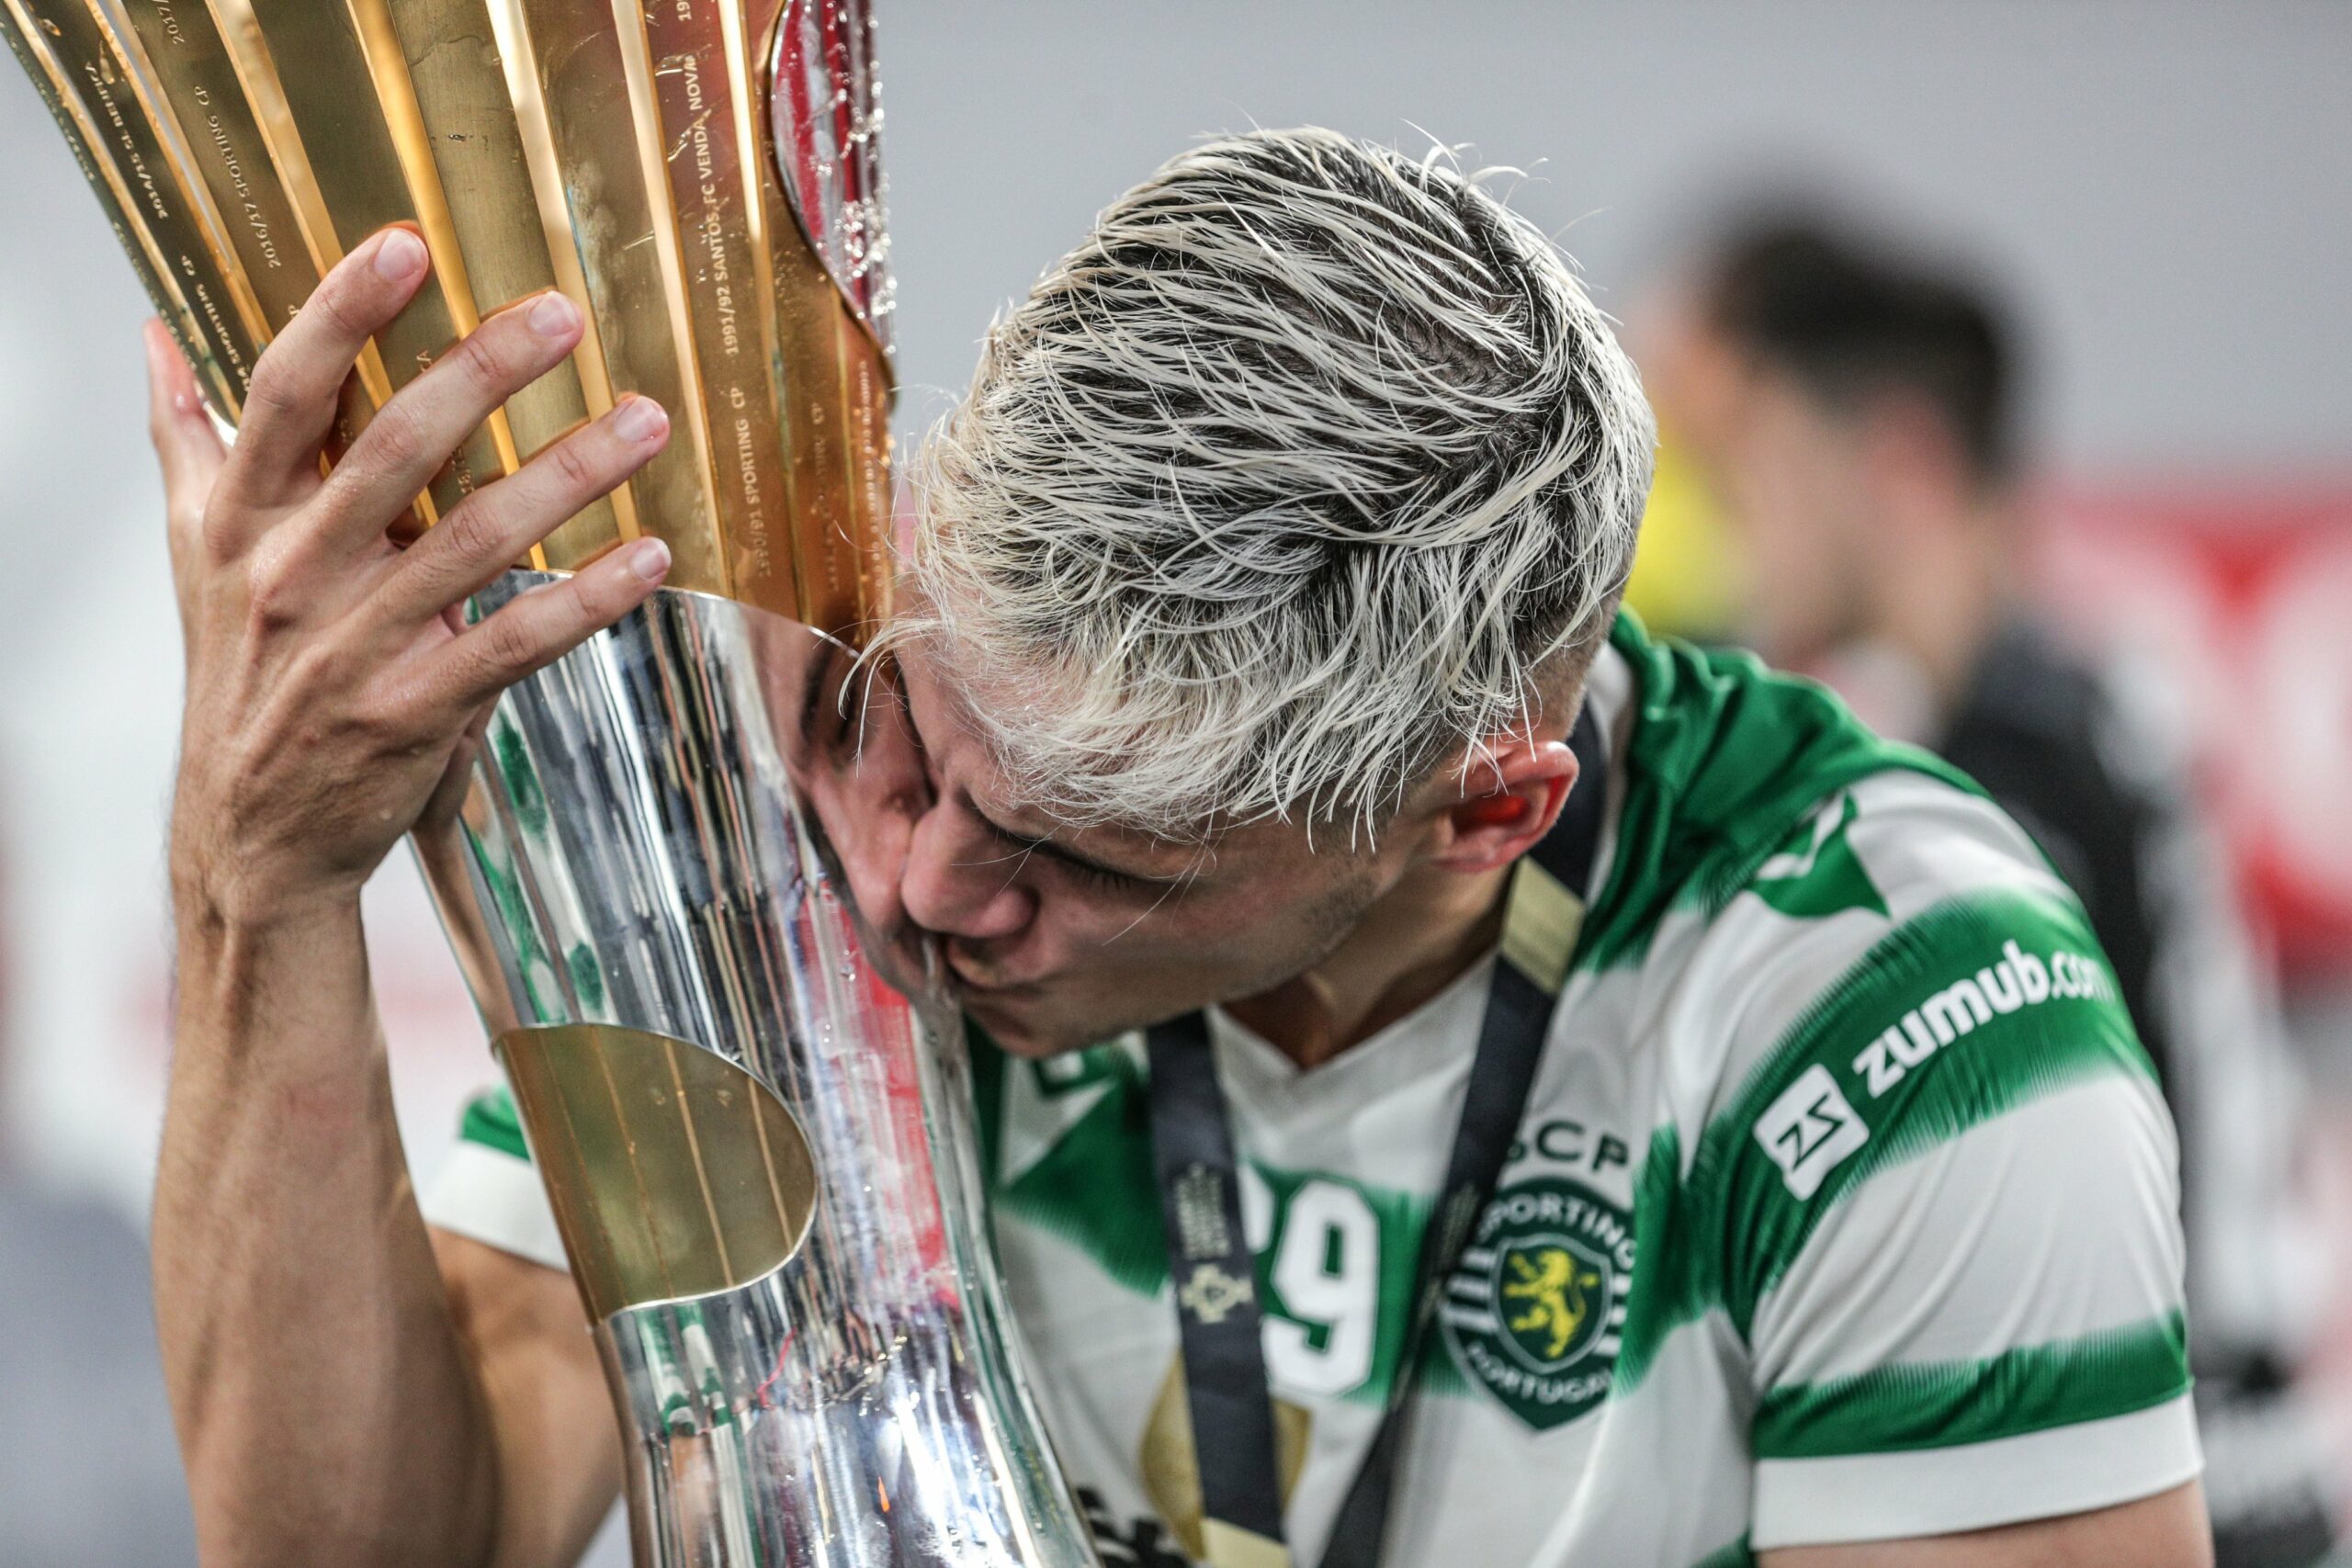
[[1503, 1246, 1602, 1362]]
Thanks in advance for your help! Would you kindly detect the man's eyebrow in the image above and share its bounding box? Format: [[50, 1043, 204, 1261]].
[[963, 794, 1190, 886]]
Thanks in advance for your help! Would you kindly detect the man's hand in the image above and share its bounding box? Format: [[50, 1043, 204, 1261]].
[[156, 222, 673, 924], [151, 227, 662, 1568]]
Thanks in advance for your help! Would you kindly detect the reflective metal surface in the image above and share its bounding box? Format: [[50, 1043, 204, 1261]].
[[0, 0, 893, 622], [767, 0, 893, 355], [3, 0, 261, 418], [5, 0, 1101, 1560], [414, 576, 1099, 1567], [243, 0, 506, 514]]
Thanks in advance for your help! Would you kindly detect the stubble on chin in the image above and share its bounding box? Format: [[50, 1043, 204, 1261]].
[[959, 994, 1101, 1060], [974, 862, 1383, 1060]]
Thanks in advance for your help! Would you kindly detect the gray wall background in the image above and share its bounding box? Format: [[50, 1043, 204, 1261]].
[[876, 0, 2352, 474]]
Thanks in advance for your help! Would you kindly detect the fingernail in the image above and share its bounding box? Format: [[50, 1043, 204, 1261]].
[[526, 290, 580, 338], [613, 397, 668, 444], [375, 228, 427, 282], [628, 537, 672, 582]]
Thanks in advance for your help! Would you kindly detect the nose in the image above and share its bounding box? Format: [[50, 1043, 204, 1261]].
[[899, 798, 1037, 942]]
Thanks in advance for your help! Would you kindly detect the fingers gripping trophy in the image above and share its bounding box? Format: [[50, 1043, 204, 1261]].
[[1, 0, 1101, 1562]]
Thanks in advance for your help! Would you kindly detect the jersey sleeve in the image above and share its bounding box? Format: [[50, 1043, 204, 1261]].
[[417, 1084, 570, 1273], [1683, 777, 2199, 1549]]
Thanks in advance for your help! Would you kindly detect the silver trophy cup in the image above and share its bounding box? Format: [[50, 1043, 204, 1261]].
[[2, 0, 1102, 1560], [412, 576, 1098, 1568]]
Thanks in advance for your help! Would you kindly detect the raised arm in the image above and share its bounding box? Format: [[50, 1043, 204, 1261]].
[[150, 228, 665, 1567]]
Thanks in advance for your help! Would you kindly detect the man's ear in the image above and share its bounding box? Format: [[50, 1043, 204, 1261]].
[[1426, 738, 1580, 875]]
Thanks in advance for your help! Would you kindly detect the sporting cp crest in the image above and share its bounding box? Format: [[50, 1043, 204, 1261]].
[[1441, 1176, 1635, 1431]]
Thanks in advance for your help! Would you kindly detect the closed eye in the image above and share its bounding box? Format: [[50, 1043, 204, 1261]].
[[1055, 853, 1149, 895], [961, 793, 1178, 896]]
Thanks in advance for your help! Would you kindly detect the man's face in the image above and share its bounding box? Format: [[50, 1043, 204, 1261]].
[[1650, 317, 1878, 665], [860, 640, 1400, 1058]]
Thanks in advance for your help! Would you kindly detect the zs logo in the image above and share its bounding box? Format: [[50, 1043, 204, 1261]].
[[1752, 1066, 1871, 1199]]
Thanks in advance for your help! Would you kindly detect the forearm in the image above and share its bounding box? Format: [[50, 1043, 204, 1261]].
[[135, 226, 666, 1566], [155, 882, 498, 1566]]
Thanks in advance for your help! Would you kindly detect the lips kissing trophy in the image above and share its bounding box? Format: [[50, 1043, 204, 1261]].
[[1, 1, 1102, 1562]]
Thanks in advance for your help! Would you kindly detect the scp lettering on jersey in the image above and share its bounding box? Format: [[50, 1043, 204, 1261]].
[[1430, 1109, 1642, 1431], [1510, 1117, 1634, 1176]]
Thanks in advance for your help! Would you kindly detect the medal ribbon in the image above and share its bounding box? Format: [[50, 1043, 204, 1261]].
[[1147, 705, 1609, 1568]]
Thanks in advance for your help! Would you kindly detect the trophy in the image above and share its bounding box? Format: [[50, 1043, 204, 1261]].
[[2, 1, 1101, 1562]]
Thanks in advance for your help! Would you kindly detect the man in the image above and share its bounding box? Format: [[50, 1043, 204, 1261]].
[[1647, 215, 2336, 1568], [148, 130, 2209, 1566]]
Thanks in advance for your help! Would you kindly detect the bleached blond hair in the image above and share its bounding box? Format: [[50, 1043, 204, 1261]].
[[890, 128, 1655, 842]]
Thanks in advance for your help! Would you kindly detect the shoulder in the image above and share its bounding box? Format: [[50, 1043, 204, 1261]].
[[1635, 765, 2160, 1255], [1578, 613, 1985, 976], [1594, 625, 2185, 1350], [1698, 773, 2159, 1228], [1611, 770, 2195, 1547], [1583, 615, 2069, 1105]]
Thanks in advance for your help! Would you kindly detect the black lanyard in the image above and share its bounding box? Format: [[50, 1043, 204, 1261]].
[[1146, 705, 1609, 1568]]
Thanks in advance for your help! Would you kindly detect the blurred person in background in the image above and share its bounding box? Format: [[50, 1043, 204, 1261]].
[[1644, 212, 2341, 1568]]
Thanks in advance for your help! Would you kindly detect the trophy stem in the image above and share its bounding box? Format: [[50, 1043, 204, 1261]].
[[424, 577, 1100, 1568]]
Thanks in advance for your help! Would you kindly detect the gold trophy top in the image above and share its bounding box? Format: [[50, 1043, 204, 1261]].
[[2, 0, 896, 637]]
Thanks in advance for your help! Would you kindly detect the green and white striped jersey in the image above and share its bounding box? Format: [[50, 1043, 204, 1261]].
[[425, 615, 2198, 1567]]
